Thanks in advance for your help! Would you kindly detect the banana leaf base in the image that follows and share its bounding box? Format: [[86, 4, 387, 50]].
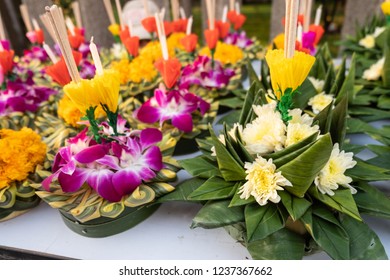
[[0, 196, 41, 222], [59, 204, 160, 238]]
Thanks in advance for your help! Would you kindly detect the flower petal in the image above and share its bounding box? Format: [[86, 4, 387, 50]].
[[86, 169, 122, 202], [112, 169, 142, 196], [172, 113, 193, 133], [143, 146, 163, 171], [58, 168, 88, 192], [136, 104, 160, 124], [74, 144, 108, 164], [96, 155, 121, 170], [140, 128, 162, 148]]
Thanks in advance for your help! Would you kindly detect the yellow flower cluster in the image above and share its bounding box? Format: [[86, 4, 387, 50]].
[[0, 128, 47, 190], [167, 32, 186, 51], [199, 42, 244, 65], [108, 24, 120, 36], [381, 1, 390, 15], [64, 69, 120, 115], [111, 56, 158, 84], [57, 95, 84, 127]]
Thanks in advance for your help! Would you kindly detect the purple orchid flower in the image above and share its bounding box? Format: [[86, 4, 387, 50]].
[[179, 56, 235, 90], [78, 42, 90, 59], [224, 31, 254, 48], [42, 126, 164, 202], [22, 46, 49, 63], [0, 67, 56, 116], [302, 31, 317, 55], [135, 84, 211, 133], [0, 40, 10, 51], [79, 59, 96, 79]]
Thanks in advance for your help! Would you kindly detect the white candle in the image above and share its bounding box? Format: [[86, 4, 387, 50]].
[[65, 17, 75, 36], [89, 37, 103, 76], [43, 42, 58, 63], [180, 7, 186, 19], [115, 0, 124, 30], [222, 5, 228, 22], [297, 23, 303, 44], [314, 5, 322, 26], [186, 16, 193, 35], [32, 18, 40, 31], [143, 0, 150, 16], [0, 41, 4, 52], [235, 2, 240, 14], [160, 7, 166, 20]]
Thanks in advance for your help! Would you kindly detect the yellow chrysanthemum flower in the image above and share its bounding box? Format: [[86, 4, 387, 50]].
[[167, 32, 186, 51], [140, 41, 176, 62], [238, 156, 292, 206], [111, 58, 132, 85], [108, 24, 120, 36], [381, 1, 390, 15], [64, 69, 120, 115], [0, 128, 46, 189], [359, 35, 375, 49], [128, 56, 158, 83], [57, 95, 84, 127], [308, 92, 334, 114], [265, 49, 315, 99], [199, 42, 244, 65]]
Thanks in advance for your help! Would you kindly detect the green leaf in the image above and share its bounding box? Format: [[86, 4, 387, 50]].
[[378, 95, 390, 109], [330, 94, 348, 145], [340, 215, 388, 260], [323, 64, 336, 94], [247, 228, 305, 260], [218, 97, 244, 109], [329, 56, 346, 96], [217, 110, 240, 126], [346, 159, 390, 181], [179, 155, 221, 179], [247, 60, 260, 84], [301, 207, 350, 260], [355, 182, 390, 219], [209, 126, 246, 181], [336, 54, 356, 104], [308, 186, 362, 221], [245, 203, 285, 242], [229, 184, 256, 207], [278, 134, 333, 197], [156, 177, 205, 203], [239, 83, 260, 125], [188, 176, 237, 201], [382, 27, 390, 87], [292, 78, 318, 109], [279, 191, 311, 221], [191, 200, 244, 229]]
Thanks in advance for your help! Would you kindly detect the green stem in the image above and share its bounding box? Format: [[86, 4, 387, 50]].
[[86, 106, 102, 143]]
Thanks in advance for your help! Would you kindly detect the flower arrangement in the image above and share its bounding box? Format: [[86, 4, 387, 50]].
[[160, 49, 390, 259], [31, 5, 180, 237], [0, 127, 49, 221]]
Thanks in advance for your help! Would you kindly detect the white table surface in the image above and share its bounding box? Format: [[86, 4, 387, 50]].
[[1, 61, 389, 260]]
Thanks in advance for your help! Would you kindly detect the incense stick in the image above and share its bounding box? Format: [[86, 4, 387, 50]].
[[40, 13, 56, 41], [71, 1, 83, 28], [65, 17, 76, 36], [288, 0, 299, 58], [0, 12, 5, 40], [32, 18, 40, 31], [284, 0, 291, 57], [143, 0, 150, 17], [222, 5, 228, 22], [103, 0, 116, 25], [171, 0, 179, 21], [186, 16, 193, 35], [20, 4, 33, 32], [115, 0, 124, 30], [154, 12, 168, 60], [43, 42, 58, 63], [45, 5, 81, 83]]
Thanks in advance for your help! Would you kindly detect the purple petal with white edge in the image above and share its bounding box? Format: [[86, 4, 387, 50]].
[[172, 113, 193, 133], [112, 169, 142, 196], [140, 128, 162, 148], [111, 142, 123, 158], [86, 169, 122, 202], [42, 170, 61, 191], [136, 104, 161, 124], [143, 145, 163, 171], [155, 88, 168, 107], [124, 137, 142, 156], [74, 144, 108, 164], [199, 98, 211, 115], [139, 166, 157, 181], [96, 155, 121, 170], [58, 168, 89, 193], [60, 160, 77, 175]]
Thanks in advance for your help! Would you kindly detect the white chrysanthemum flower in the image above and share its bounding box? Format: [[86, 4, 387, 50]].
[[288, 108, 314, 126], [314, 143, 357, 196], [211, 123, 243, 156], [308, 77, 325, 93], [363, 57, 385, 81], [243, 104, 286, 155], [308, 92, 335, 114], [111, 43, 128, 60], [373, 26, 386, 38], [285, 123, 320, 147], [359, 34, 375, 49], [238, 156, 292, 206]]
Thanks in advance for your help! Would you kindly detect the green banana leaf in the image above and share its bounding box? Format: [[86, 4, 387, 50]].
[[156, 177, 206, 203], [188, 176, 238, 201], [279, 191, 312, 221], [355, 182, 390, 219]]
